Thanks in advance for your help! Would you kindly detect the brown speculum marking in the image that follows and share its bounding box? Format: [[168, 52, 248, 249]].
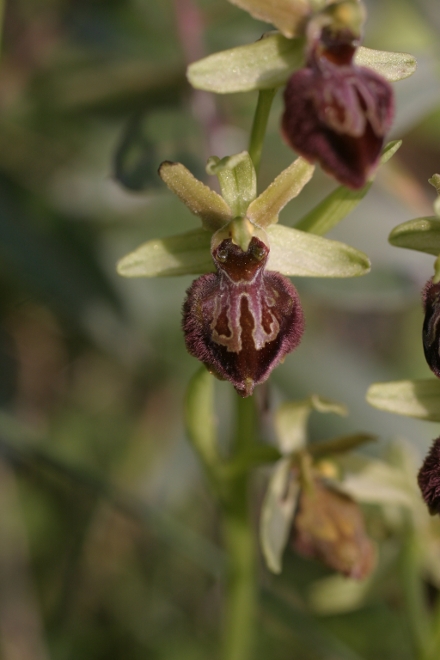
[[183, 237, 304, 397]]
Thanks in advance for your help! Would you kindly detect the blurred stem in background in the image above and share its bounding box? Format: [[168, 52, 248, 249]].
[[400, 525, 431, 660]]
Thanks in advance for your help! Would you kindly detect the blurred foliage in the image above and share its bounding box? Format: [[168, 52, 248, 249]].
[[1, 0, 440, 659]]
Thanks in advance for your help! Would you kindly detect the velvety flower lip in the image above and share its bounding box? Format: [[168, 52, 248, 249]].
[[182, 236, 304, 398], [418, 437, 440, 514], [422, 278, 440, 378], [281, 33, 394, 190]]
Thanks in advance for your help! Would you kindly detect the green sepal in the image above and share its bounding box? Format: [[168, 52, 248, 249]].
[[187, 32, 416, 95], [295, 141, 402, 236], [388, 217, 440, 256], [159, 161, 232, 231], [206, 151, 257, 216], [366, 379, 440, 422], [337, 454, 414, 508], [246, 157, 315, 228], [117, 228, 213, 277], [260, 458, 300, 574], [117, 222, 371, 278], [267, 224, 371, 277], [275, 395, 348, 455], [187, 34, 305, 94], [227, 0, 311, 39], [354, 47, 417, 83]]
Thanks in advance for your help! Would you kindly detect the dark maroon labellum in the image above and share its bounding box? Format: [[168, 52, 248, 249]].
[[423, 278, 440, 378], [281, 32, 394, 190], [182, 237, 304, 397], [418, 437, 440, 514]]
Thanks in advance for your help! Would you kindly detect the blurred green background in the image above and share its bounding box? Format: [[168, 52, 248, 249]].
[[1, 0, 440, 658]]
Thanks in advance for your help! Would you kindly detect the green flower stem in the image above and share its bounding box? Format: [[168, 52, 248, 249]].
[[248, 89, 276, 174], [221, 486, 256, 660], [399, 532, 431, 660], [221, 395, 258, 660]]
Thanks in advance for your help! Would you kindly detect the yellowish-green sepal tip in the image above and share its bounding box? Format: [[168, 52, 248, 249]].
[[388, 217, 440, 256]]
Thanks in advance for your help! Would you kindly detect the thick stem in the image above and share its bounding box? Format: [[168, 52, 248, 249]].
[[248, 89, 276, 174], [221, 395, 258, 660]]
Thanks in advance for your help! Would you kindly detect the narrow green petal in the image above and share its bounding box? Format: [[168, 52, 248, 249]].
[[206, 151, 256, 216], [389, 217, 440, 256], [159, 161, 232, 231], [295, 141, 402, 236], [246, 157, 315, 228], [367, 379, 440, 422], [227, 0, 310, 39], [117, 228, 213, 277], [260, 458, 300, 574], [187, 33, 305, 94], [275, 395, 347, 455], [355, 46, 417, 82], [267, 225, 371, 277]]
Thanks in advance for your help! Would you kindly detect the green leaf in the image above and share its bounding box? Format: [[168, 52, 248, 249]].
[[260, 458, 300, 574], [275, 395, 347, 455], [206, 151, 256, 216], [295, 141, 402, 236], [187, 33, 305, 94], [355, 46, 417, 82], [389, 217, 440, 256], [267, 225, 371, 277], [367, 379, 440, 422], [246, 157, 315, 228], [184, 367, 220, 472], [227, 0, 310, 39], [159, 161, 232, 231], [116, 228, 213, 277]]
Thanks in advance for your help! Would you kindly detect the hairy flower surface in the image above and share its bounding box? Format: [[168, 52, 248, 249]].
[[418, 437, 440, 514], [422, 278, 440, 378], [282, 31, 394, 189], [183, 236, 304, 397]]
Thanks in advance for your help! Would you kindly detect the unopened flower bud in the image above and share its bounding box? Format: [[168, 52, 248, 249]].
[[422, 278, 440, 378], [292, 479, 375, 579], [418, 437, 440, 514]]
